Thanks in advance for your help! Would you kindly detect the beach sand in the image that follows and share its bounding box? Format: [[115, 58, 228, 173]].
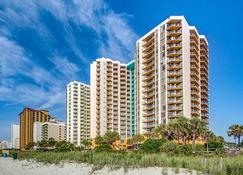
[[0, 158, 202, 175]]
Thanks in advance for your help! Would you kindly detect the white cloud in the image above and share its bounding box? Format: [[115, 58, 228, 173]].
[[0, 0, 138, 115]]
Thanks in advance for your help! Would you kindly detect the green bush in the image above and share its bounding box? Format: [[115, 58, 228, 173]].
[[140, 138, 167, 153], [160, 141, 205, 155], [208, 141, 224, 149], [95, 144, 112, 152], [160, 141, 179, 154]]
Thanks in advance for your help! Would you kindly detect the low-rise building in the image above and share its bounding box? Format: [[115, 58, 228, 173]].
[[41, 119, 66, 141]]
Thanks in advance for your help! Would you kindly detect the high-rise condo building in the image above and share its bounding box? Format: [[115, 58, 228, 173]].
[[135, 16, 209, 134], [11, 124, 20, 149], [90, 58, 131, 138], [127, 60, 137, 136], [42, 119, 66, 141], [66, 81, 90, 145], [20, 108, 49, 150]]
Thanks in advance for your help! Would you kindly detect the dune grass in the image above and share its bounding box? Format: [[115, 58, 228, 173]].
[[17, 151, 243, 175]]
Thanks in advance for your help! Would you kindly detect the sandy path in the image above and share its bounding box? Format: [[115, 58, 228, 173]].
[[0, 158, 202, 175]]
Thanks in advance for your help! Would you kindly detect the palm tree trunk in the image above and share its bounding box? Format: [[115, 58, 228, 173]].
[[192, 133, 196, 153]]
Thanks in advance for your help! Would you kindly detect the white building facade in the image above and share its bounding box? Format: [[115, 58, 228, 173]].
[[11, 124, 20, 149], [42, 119, 66, 141], [90, 58, 131, 138], [66, 81, 90, 145], [135, 16, 209, 134], [33, 122, 42, 143]]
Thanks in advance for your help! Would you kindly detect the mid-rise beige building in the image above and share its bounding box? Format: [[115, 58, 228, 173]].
[[42, 119, 66, 141], [135, 16, 209, 134], [90, 58, 131, 138], [66, 81, 90, 145]]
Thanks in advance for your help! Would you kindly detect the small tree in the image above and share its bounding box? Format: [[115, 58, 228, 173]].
[[26, 142, 35, 150], [189, 117, 208, 152], [48, 138, 56, 148], [128, 134, 145, 149], [95, 135, 104, 145], [82, 139, 92, 149], [103, 131, 120, 145]]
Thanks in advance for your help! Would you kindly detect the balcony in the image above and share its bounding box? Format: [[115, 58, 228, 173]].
[[191, 109, 200, 116], [191, 103, 200, 110], [167, 91, 183, 97], [143, 86, 155, 94], [191, 84, 200, 91], [143, 117, 156, 123], [144, 104, 155, 111], [168, 105, 183, 111], [143, 79, 155, 87], [143, 123, 156, 129], [142, 55, 155, 64], [167, 29, 182, 37], [167, 84, 183, 90], [143, 43, 155, 53], [167, 23, 181, 31], [167, 43, 182, 50], [192, 97, 200, 104], [168, 98, 183, 104], [142, 33, 154, 42], [167, 63, 182, 71], [168, 111, 183, 118], [191, 77, 199, 86], [167, 77, 182, 84], [167, 56, 182, 63], [201, 101, 208, 107], [143, 73, 155, 81], [143, 110, 155, 117], [167, 70, 182, 77], [192, 90, 200, 97], [142, 67, 155, 76], [201, 107, 208, 112], [201, 77, 208, 83], [167, 36, 182, 44], [143, 92, 155, 99], [143, 60, 155, 70]]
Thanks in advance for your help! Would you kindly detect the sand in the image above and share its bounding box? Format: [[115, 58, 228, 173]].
[[0, 158, 203, 175]]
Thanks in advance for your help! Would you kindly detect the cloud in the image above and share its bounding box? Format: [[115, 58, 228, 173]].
[[0, 0, 138, 121]]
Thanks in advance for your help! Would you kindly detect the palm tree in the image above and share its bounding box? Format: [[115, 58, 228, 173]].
[[152, 124, 168, 139], [189, 117, 208, 151], [228, 124, 242, 146], [103, 131, 120, 145]]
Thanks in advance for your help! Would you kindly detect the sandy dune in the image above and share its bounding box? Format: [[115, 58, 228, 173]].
[[0, 158, 202, 175]]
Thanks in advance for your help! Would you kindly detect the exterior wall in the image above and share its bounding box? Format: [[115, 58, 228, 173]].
[[135, 16, 209, 134], [19, 108, 49, 150], [66, 81, 90, 146], [199, 36, 209, 122], [90, 58, 130, 138], [42, 122, 66, 141], [33, 122, 42, 143], [11, 124, 20, 149]]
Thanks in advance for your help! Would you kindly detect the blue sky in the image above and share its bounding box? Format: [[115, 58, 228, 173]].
[[0, 0, 243, 141]]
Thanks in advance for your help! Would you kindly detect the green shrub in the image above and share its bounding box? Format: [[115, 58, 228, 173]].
[[140, 138, 167, 153], [95, 144, 112, 152], [160, 141, 179, 154], [208, 141, 224, 149], [160, 141, 205, 155]]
